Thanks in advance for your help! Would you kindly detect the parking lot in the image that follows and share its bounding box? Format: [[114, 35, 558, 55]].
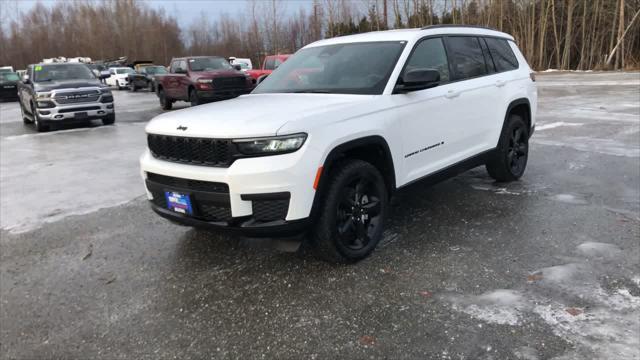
[[1, 72, 639, 359]]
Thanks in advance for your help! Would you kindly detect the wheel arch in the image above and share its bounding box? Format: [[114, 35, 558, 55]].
[[309, 135, 396, 220], [502, 98, 532, 137]]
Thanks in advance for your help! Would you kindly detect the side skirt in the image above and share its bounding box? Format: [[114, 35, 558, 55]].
[[398, 148, 496, 190]]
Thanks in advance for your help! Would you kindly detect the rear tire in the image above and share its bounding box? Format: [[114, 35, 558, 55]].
[[486, 114, 529, 182], [158, 88, 172, 110], [310, 159, 388, 263]]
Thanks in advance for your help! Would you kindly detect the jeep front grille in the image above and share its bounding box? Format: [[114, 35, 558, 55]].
[[147, 134, 237, 167]]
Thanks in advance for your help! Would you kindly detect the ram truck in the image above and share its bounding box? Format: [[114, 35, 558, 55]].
[[246, 54, 290, 81], [18, 63, 114, 132], [154, 56, 254, 109]]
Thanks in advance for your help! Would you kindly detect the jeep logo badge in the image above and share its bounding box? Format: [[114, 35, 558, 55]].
[[176, 125, 187, 131]]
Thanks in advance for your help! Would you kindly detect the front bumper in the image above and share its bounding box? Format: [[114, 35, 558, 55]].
[[150, 203, 310, 237], [0, 86, 18, 100], [37, 102, 114, 121], [139, 142, 322, 236]]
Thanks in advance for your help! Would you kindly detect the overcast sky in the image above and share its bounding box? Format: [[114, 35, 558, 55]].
[[7, 0, 315, 28]]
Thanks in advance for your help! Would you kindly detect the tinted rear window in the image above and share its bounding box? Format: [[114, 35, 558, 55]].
[[445, 36, 487, 80], [485, 38, 519, 72]]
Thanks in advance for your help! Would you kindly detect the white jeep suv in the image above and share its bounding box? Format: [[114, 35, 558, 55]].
[[140, 25, 537, 263]]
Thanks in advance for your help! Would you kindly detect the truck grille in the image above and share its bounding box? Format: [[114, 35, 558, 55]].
[[54, 90, 101, 104], [147, 134, 237, 167], [212, 76, 247, 89]]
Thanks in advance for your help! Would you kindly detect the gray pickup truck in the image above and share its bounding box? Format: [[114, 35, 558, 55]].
[[17, 63, 115, 132]]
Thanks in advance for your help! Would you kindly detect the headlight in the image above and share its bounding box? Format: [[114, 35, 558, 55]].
[[36, 100, 55, 108], [101, 88, 111, 94], [36, 92, 52, 99], [197, 79, 213, 83], [234, 133, 307, 155]]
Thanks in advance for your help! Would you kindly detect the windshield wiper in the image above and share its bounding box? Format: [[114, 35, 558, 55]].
[[291, 90, 331, 94], [36, 79, 53, 82]]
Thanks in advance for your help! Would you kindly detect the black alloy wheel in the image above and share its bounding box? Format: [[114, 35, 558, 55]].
[[507, 125, 528, 176], [336, 176, 383, 251], [310, 159, 388, 263], [486, 114, 529, 181]]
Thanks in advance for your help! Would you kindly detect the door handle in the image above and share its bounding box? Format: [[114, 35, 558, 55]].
[[495, 79, 506, 87], [445, 90, 460, 99]]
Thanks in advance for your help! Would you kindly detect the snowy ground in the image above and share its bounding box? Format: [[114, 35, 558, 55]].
[[0, 73, 639, 359]]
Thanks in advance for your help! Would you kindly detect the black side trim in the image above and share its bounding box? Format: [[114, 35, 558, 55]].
[[241, 192, 290, 201], [398, 148, 496, 189]]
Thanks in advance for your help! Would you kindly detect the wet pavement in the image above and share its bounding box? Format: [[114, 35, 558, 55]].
[[1, 73, 639, 359]]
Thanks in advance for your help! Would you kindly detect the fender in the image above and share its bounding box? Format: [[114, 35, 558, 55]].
[[308, 135, 396, 221], [501, 98, 532, 137]]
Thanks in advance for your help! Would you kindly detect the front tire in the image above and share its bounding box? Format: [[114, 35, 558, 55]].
[[486, 114, 529, 182], [310, 159, 388, 263], [189, 89, 201, 106], [21, 102, 32, 124], [131, 84, 137, 92], [158, 88, 172, 110], [31, 103, 49, 132], [102, 114, 115, 125]]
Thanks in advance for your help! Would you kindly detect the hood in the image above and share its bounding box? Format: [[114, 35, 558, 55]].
[[34, 79, 103, 92], [0, 79, 18, 86], [146, 93, 372, 138], [192, 70, 245, 79]]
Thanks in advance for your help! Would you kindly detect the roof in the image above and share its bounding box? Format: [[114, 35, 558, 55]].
[[173, 56, 225, 60], [33, 62, 90, 67], [305, 26, 514, 48]]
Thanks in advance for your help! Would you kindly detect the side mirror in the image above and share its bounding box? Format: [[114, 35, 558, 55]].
[[395, 69, 440, 93], [233, 64, 242, 71], [256, 74, 269, 85], [175, 67, 187, 74], [99, 70, 111, 79]]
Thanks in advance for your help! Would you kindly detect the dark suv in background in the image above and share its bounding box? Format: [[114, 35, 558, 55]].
[[0, 72, 20, 101]]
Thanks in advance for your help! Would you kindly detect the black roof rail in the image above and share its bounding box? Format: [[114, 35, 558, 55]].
[[421, 24, 499, 31]]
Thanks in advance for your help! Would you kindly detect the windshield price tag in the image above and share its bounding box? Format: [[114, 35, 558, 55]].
[[35, 66, 42, 71]]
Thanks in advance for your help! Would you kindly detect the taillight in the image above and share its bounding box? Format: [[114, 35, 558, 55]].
[[530, 72, 536, 82]]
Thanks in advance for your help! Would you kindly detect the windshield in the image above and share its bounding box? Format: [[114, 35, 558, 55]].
[[33, 64, 95, 82], [189, 57, 232, 72], [0, 69, 13, 73], [145, 66, 167, 74], [236, 62, 250, 70], [0, 73, 20, 82], [253, 42, 406, 95], [116, 68, 135, 74]]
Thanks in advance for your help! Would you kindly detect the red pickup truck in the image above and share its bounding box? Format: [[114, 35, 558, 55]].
[[155, 56, 254, 110], [247, 54, 291, 81]]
